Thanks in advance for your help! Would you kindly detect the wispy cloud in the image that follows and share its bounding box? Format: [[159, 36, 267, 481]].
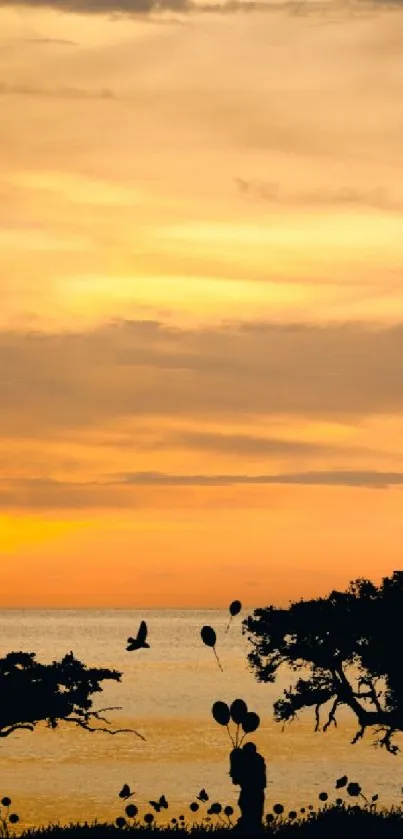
[[160, 429, 368, 457], [235, 178, 403, 213], [0, 82, 116, 99], [119, 469, 403, 488], [0, 469, 402, 510], [0, 319, 403, 436], [0, 0, 383, 15]]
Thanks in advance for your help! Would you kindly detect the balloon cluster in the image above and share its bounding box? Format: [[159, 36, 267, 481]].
[[211, 698, 260, 747], [200, 600, 242, 672]]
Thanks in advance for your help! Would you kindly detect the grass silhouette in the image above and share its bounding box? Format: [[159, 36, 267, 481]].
[[8, 776, 403, 839], [15, 804, 403, 839]]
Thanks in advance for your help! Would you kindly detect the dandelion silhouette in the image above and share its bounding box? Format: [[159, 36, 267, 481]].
[[200, 626, 223, 671], [225, 600, 242, 634], [223, 805, 234, 827], [0, 797, 20, 839], [115, 817, 126, 829]]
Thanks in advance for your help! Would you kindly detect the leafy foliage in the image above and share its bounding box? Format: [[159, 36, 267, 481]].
[[244, 572, 403, 753], [0, 651, 144, 740]]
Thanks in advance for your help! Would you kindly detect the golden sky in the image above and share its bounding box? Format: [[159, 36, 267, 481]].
[[1, 0, 402, 607]]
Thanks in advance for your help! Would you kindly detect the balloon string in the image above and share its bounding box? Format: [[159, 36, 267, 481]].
[[225, 617, 232, 634], [213, 646, 224, 672], [226, 724, 235, 748], [235, 723, 240, 747]]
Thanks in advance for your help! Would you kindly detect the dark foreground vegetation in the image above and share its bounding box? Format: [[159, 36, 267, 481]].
[[16, 804, 403, 839]]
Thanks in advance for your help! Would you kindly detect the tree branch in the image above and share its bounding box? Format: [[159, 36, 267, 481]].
[[63, 708, 146, 741], [0, 724, 35, 738], [373, 726, 399, 755], [357, 677, 383, 713], [323, 698, 339, 731]]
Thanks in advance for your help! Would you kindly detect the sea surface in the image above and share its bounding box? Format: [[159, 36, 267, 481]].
[[0, 610, 401, 830]]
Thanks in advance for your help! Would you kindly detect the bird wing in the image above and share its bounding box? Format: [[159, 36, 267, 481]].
[[136, 620, 148, 644], [127, 637, 135, 644]]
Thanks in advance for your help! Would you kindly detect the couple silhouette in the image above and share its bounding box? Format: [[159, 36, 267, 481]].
[[229, 741, 266, 833]]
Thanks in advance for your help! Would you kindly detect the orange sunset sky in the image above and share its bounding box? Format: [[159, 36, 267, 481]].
[[0, 0, 402, 607]]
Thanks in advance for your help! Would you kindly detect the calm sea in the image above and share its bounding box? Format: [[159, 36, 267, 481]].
[[0, 610, 401, 829]]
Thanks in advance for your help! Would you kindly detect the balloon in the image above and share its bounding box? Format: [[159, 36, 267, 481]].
[[242, 711, 260, 733], [229, 600, 242, 617], [201, 626, 216, 647], [212, 701, 230, 726], [230, 699, 248, 725]]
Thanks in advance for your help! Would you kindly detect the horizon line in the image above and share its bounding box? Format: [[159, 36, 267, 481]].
[[0, 605, 258, 611]]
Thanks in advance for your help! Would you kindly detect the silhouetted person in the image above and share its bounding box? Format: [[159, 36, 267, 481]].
[[229, 742, 266, 833], [126, 620, 149, 651]]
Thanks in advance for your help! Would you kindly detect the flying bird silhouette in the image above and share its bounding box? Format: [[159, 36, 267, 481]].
[[126, 620, 150, 651]]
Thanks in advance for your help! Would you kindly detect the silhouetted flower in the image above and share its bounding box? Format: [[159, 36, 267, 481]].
[[224, 806, 233, 816], [347, 782, 361, 797], [8, 815, 19, 825], [208, 803, 222, 815], [189, 802, 199, 812], [336, 798, 343, 806], [125, 804, 138, 818], [300, 808, 305, 814], [115, 817, 126, 829], [273, 803, 284, 815], [288, 811, 297, 820], [318, 792, 328, 802], [265, 814, 274, 824], [1, 800, 11, 808], [144, 813, 154, 824]]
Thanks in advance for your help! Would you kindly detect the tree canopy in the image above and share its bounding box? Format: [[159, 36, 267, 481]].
[[244, 571, 403, 754], [0, 650, 144, 740]]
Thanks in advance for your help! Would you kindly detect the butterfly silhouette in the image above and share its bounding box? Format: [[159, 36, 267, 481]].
[[126, 620, 150, 651], [197, 789, 209, 802], [149, 795, 168, 812], [119, 784, 135, 800]]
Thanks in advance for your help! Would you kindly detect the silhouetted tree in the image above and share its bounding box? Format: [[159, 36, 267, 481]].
[[0, 651, 144, 740], [244, 571, 403, 754]]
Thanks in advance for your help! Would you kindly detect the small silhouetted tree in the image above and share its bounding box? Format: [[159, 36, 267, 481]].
[[244, 571, 403, 754], [0, 651, 144, 740]]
